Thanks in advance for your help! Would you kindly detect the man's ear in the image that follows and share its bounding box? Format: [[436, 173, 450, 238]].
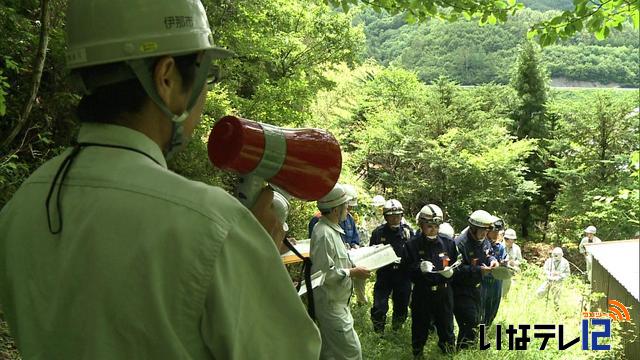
[[153, 56, 182, 113]]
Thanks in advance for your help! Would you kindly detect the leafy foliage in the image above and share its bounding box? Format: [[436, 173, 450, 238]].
[[330, 0, 640, 44]]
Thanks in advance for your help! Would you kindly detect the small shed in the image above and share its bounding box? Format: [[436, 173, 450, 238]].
[[586, 239, 639, 358]]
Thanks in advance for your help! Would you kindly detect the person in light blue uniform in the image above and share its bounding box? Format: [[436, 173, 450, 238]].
[[311, 184, 371, 360]]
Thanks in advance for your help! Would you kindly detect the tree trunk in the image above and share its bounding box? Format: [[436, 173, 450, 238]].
[[2, 0, 51, 150]]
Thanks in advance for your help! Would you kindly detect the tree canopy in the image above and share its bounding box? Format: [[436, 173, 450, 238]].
[[329, 0, 640, 44]]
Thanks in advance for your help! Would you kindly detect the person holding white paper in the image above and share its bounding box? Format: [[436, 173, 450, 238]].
[[406, 204, 458, 356], [311, 184, 371, 360]]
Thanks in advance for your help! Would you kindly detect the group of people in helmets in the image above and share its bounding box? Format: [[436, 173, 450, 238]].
[[308, 183, 526, 358]]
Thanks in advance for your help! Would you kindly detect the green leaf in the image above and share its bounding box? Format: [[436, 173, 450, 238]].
[[633, 10, 639, 29], [487, 14, 497, 25], [341, 1, 349, 13]]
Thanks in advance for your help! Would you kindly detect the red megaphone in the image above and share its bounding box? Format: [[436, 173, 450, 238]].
[[207, 116, 342, 203]]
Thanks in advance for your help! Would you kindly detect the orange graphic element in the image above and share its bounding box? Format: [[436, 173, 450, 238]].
[[607, 300, 631, 322]]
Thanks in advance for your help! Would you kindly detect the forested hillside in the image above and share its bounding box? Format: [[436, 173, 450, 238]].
[[356, 8, 640, 86]]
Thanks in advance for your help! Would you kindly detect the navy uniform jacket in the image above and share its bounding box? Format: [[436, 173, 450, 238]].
[[405, 233, 458, 288], [339, 213, 360, 247], [370, 223, 414, 272], [452, 230, 497, 288]]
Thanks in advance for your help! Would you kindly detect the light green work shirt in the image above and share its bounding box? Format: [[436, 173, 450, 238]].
[[310, 217, 353, 305], [0, 123, 321, 359]]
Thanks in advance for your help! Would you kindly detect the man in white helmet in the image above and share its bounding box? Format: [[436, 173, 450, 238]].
[[451, 210, 499, 350], [579, 225, 601, 282], [311, 183, 371, 360], [0, 1, 321, 358], [537, 247, 570, 309], [501, 228, 524, 297], [369, 199, 414, 333], [405, 204, 457, 356]]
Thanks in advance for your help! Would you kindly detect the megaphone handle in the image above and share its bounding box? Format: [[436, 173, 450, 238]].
[[236, 175, 265, 208]]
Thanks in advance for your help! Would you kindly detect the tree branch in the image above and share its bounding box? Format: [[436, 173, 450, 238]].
[[2, 0, 51, 150]]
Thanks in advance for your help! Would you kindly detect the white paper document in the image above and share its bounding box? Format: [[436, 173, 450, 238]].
[[426, 253, 463, 274], [280, 239, 310, 259], [348, 244, 401, 271], [297, 271, 326, 296]]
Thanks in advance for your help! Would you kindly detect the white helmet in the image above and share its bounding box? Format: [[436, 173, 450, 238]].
[[372, 195, 386, 207], [383, 199, 404, 216], [343, 184, 358, 207], [272, 192, 290, 232], [439, 222, 455, 238], [552, 247, 564, 258], [504, 228, 517, 240], [417, 204, 443, 224], [468, 210, 494, 228], [317, 183, 349, 211], [585, 226, 597, 234]]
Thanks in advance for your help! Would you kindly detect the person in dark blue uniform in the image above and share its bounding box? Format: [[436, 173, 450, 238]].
[[406, 204, 458, 357], [452, 210, 499, 350], [369, 199, 414, 333], [480, 218, 506, 327]]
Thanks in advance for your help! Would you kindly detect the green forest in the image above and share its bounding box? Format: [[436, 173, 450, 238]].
[[1, 0, 639, 358]]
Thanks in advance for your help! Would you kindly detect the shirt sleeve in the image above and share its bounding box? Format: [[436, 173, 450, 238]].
[[559, 260, 571, 279], [579, 238, 586, 254], [369, 228, 380, 246], [201, 212, 321, 359]]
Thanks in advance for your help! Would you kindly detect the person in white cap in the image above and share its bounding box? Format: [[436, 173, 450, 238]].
[[501, 228, 524, 297], [537, 247, 570, 309], [579, 225, 601, 282], [311, 183, 371, 360]]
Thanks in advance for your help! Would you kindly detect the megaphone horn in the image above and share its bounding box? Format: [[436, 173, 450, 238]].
[[208, 116, 342, 206]]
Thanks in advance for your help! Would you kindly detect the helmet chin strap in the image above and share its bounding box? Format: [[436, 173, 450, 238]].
[[127, 51, 214, 159]]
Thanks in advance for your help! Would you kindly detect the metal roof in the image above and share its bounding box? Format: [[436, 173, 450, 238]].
[[586, 239, 640, 302]]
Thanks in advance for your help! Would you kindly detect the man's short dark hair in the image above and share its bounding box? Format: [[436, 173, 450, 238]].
[[76, 53, 199, 124]]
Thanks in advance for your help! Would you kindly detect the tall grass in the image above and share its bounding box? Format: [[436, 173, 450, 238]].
[[353, 265, 627, 359]]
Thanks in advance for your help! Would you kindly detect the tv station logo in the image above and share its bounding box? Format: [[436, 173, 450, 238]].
[[480, 300, 631, 351]]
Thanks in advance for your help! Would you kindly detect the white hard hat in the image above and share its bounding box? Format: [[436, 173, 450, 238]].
[[585, 226, 597, 234], [468, 210, 494, 228], [372, 195, 386, 207], [317, 183, 349, 211], [504, 228, 517, 240], [383, 199, 404, 215], [439, 222, 455, 238], [343, 184, 358, 207], [552, 247, 564, 257], [417, 204, 443, 224], [272, 191, 290, 232]]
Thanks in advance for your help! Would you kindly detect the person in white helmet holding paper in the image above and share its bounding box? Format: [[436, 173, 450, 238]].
[[579, 225, 601, 282], [0, 1, 321, 358], [311, 183, 371, 360], [369, 199, 414, 333], [405, 204, 457, 356], [451, 209, 499, 350]]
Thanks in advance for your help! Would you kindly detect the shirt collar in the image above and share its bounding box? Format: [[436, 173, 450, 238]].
[[319, 216, 345, 235], [77, 123, 167, 168]]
